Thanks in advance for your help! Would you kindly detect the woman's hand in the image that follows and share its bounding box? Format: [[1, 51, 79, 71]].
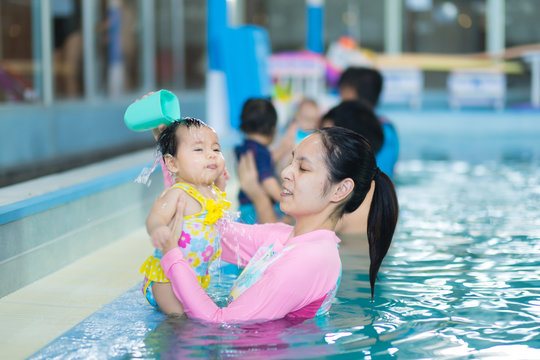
[[149, 225, 171, 251], [152, 124, 168, 142], [162, 195, 187, 254]]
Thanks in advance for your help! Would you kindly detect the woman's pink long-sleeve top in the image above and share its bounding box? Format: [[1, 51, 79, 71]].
[[160, 222, 342, 323]]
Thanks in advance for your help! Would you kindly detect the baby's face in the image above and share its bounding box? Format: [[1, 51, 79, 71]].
[[173, 126, 225, 186], [295, 103, 320, 131]]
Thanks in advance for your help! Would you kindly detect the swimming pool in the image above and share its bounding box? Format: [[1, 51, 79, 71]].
[[29, 159, 540, 359]]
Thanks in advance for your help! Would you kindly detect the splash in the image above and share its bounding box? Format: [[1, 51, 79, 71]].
[[218, 210, 244, 272], [134, 150, 161, 187]]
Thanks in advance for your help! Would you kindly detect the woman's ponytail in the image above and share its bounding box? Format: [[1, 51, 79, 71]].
[[367, 169, 398, 298], [317, 127, 399, 298]]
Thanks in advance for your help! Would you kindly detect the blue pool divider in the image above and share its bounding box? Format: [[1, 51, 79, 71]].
[[0, 162, 154, 226]]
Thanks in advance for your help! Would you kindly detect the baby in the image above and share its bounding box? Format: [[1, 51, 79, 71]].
[[140, 117, 230, 315], [272, 98, 320, 173], [291, 98, 320, 144]]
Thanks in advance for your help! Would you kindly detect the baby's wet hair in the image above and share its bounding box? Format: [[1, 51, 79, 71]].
[[158, 117, 210, 157]]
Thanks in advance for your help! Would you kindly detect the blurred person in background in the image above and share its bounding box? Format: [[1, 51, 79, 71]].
[[234, 98, 284, 224], [338, 67, 399, 179], [53, 0, 82, 97], [319, 99, 383, 238], [272, 98, 321, 174]]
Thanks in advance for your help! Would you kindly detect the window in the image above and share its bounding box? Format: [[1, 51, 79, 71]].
[[52, 0, 83, 99], [94, 0, 141, 96], [0, 0, 40, 103], [402, 0, 486, 54], [246, 0, 305, 53], [325, 0, 384, 52], [505, 0, 540, 48]]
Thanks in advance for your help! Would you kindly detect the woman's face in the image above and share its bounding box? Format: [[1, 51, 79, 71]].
[[279, 133, 334, 216]]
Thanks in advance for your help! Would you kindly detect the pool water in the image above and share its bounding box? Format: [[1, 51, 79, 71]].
[[30, 160, 540, 359]]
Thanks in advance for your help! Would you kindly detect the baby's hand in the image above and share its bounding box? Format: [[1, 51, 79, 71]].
[[150, 225, 170, 251], [215, 168, 230, 191]]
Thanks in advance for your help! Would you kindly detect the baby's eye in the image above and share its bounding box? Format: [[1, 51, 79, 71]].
[[194, 148, 203, 152], [299, 166, 307, 172], [213, 148, 221, 152]]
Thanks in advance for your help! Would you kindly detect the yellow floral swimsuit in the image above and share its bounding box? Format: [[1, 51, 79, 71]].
[[140, 182, 231, 308]]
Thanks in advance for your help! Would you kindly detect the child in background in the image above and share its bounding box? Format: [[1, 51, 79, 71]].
[[272, 98, 321, 173], [234, 98, 282, 224], [292, 98, 320, 144], [141, 117, 231, 315]]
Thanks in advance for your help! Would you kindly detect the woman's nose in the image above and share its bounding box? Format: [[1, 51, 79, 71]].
[[281, 164, 292, 182]]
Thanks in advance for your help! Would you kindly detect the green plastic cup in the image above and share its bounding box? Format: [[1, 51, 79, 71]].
[[124, 90, 181, 131]]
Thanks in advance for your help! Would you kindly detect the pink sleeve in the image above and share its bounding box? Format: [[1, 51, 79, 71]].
[[160, 241, 340, 323], [160, 158, 174, 188], [219, 222, 292, 267]]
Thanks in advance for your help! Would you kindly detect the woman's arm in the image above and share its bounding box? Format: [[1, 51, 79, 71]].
[[218, 151, 280, 265], [219, 221, 291, 266], [159, 196, 336, 323], [161, 243, 338, 323]]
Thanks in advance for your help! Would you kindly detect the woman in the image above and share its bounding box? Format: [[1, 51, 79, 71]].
[[159, 127, 398, 323], [320, 100, 386, 236]]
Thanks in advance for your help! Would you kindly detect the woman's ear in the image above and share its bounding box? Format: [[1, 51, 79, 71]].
[[164, 154, 178, 173], [331, 178, 354, 203]]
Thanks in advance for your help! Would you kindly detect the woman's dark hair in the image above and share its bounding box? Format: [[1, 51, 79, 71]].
[[317, 127, 398, 298], [338, 67, 383, 107], [322, 100, 384, 153], [239, 98, 277, 137], [157, 117, 210, 157]]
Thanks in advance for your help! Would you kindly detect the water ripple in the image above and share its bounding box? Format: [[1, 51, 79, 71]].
[[30, 160, 540, 359]]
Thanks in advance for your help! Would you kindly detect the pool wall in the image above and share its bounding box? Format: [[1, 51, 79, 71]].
[[0, 151, 163, 298], [387, 108, 540, 163]]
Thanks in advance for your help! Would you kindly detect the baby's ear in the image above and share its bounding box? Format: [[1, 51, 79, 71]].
[[164, 154, 178, 173]]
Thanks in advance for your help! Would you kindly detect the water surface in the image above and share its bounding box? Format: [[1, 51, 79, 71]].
[[30, 160, 540, 359]]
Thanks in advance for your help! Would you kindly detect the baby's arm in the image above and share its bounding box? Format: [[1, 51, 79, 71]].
[[261, 177, 282, 203], [146, 188, 199, 250], [146, 189, 180, 250]]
